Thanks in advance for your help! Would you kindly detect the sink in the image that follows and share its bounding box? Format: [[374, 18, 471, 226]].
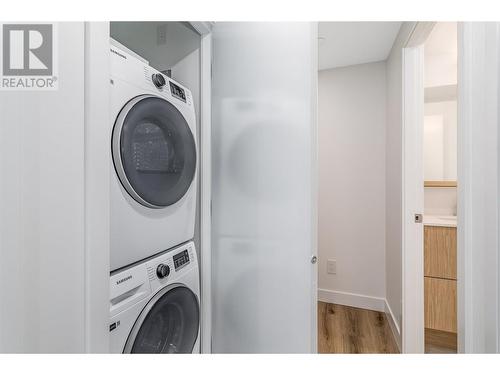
[[424, 215, 457, 227]]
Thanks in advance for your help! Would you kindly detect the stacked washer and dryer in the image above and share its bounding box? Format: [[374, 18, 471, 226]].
[[109, 41, 200, 354]]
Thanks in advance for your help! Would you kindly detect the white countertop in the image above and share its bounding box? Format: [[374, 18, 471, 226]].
[[424, 215, 457, 228]]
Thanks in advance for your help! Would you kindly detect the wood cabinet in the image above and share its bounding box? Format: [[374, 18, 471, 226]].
[[424, 225, 457, 333], [424, 277, 457, 332], [424, 226, 457, 279]]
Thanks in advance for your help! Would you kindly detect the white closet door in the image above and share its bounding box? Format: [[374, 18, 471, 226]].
[[211, 22, 318, 353]]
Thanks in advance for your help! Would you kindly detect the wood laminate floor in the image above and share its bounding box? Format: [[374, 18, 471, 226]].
[[425, 328, 457, 354], [318, 302, 399, 354]]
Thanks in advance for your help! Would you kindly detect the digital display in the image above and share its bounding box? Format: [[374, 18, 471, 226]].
[[173, 249, 190, 270], [169, 81, 186, 102]]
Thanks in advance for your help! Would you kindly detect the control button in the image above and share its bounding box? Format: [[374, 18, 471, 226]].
[[156, 264, 170, 279], [152, 73, 166, 88]]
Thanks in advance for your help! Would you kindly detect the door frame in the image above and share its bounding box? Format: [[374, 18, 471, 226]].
[[401, 22, 435, 353], [402, 21, 500, 354], [457, 22, 500, 353], [199, 29, 213, 355], [189, 21, 213, 354], [84, 21, 111, 352], [401, 41, 425, 354], [310, 21, 319, 354]]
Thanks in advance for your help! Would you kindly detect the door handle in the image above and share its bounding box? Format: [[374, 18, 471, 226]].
[[311, 255, 317, 264]]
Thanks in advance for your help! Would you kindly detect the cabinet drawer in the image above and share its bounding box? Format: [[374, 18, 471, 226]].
[[424, 226, 457, 279], [424, 277, 457, 333]]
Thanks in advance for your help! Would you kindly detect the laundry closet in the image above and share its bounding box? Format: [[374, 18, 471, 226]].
[[107, 22, 203, 353], [106, 22, 318, 354]]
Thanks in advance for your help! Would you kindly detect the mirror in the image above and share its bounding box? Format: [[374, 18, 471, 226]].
[[423, 89, 457, 187]]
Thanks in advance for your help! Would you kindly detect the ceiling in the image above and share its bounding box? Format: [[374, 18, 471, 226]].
[[110, 22, 200, 71], [318, 22, 402, 71]]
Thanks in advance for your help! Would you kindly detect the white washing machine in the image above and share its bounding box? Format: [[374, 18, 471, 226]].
[[110, 41, 197, 271], [109, 241, 200, 353]]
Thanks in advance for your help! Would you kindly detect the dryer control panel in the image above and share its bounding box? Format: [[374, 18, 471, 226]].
[[173, 249, 190, 270], [169, 81, 186, 102], [109, 41, 194, 109]]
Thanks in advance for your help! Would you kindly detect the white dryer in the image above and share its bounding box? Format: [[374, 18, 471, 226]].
[[110, 42, 197, 271], [109, 241, 200, 353]]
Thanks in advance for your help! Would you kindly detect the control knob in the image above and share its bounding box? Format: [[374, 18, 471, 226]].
[[152, 73, 166, 88], [156, 263, 170, 279]]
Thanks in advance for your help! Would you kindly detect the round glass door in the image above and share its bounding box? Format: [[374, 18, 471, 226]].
[[112, 95, 196, 208], [125, 285, 200, 353]]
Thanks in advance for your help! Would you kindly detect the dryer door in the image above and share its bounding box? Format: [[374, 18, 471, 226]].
[[124, 285, 200, 353], [112, 95, 196, 208]]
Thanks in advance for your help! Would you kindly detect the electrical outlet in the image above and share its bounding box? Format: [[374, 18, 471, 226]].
[[327, 259, 337, 274]]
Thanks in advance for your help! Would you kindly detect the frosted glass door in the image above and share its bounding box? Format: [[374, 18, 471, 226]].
[[211, 23, 317, 353]]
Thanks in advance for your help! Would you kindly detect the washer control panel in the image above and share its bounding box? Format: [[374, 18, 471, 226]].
[[173, 249, 190, 271]]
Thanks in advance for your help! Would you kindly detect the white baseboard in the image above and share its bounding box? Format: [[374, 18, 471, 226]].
[[384, 299, 402, 352], [318, 288, 386, 312]]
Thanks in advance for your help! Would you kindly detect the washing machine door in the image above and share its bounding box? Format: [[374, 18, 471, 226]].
[[124, 284, 200, 354], [112, 94, 196, 208]]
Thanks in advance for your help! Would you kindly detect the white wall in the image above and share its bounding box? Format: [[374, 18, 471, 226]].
[[0, 23, 86, 352], [424, 188, 457, 216], [424, 101, 457, 181], [423, 115, 445, 180], [318, 62, 387, 311], [385, 22, 416, 344], [0, 22, 110, 353], [424, 22, 457, 88], [424, 101, 457, 216]]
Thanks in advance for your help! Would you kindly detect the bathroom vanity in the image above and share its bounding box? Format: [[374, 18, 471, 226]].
[[423, 215, 457, 350]]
